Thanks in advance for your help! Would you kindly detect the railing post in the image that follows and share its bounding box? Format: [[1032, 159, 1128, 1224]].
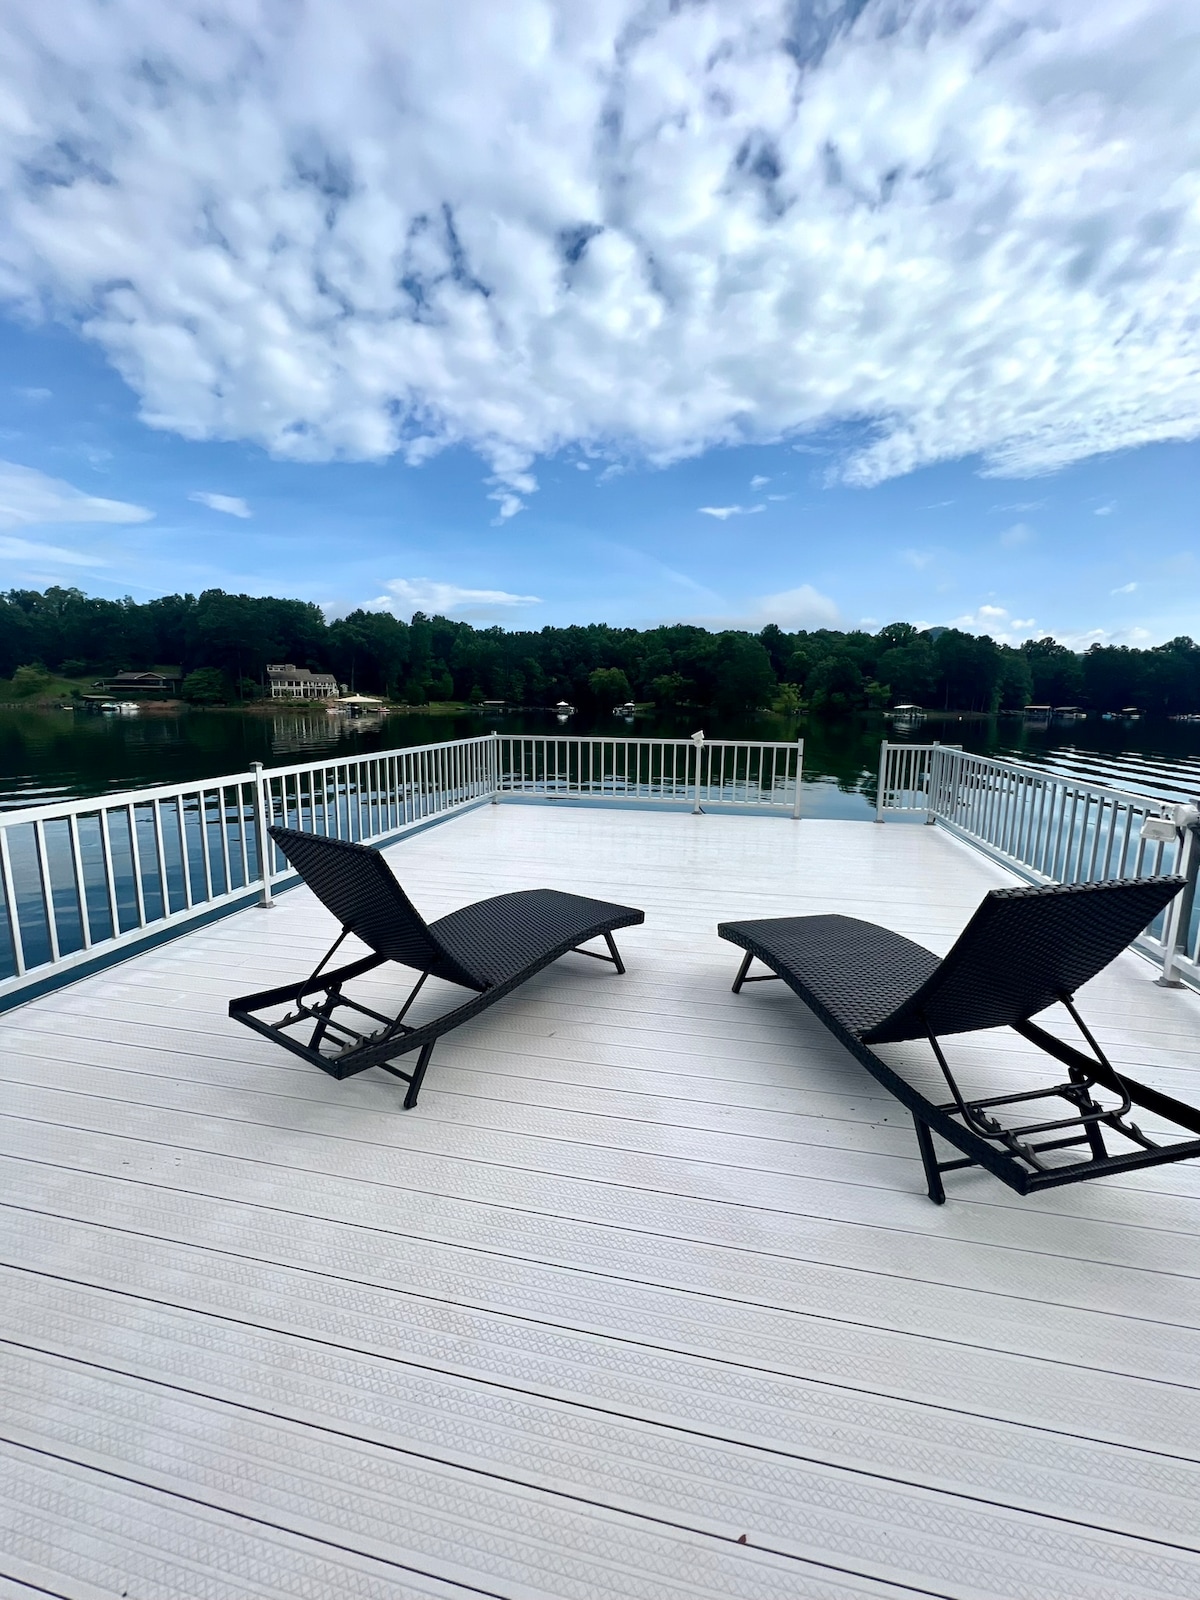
[[791, 737, 804, 819], [691, 731, 705, 814], [875, 740, 889, 822], [1158, 814, 1200, 987], [251, 761, 274, 908], [490, 730, 501, 803], [925, 743, 942, 824]]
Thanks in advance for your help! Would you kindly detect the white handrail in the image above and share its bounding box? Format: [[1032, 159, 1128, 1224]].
[[876, 739, 1200, 986], [0, 731, 805, 1006], [497, 735, 804, 813]]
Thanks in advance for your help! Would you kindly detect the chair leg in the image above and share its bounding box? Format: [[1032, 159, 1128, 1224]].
[[403, 1042, 436, 1110], [912, 1115, 946, 1205], [603, 931, 626, 975], [731, 951, 754, 994]]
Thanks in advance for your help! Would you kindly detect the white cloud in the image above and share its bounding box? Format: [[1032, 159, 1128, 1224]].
[[695, 583, 840, 630], [1094, 502, 1117, 516], [1112, 580, 1138, 593], [699, 504, 765, 520], [381, 577, 541, 619], [947, 604, 1041, 644], [0, 460, 152, 528], [900, 548, 936, 570], [0, 533, 103, 565], [189, 491, 251, 518], [750, 475, 770, 489], [999, 521, 1035, 548], [14, 386, 50, 403], [1, 2, 1199, 510]]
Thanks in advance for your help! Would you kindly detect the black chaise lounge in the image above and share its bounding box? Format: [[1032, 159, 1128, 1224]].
[[719, 876, 1200, 1202], [230, 826, 644, 1107]]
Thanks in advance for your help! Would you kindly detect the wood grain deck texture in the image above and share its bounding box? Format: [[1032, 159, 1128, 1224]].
[[1, 804, 1199, 1598]]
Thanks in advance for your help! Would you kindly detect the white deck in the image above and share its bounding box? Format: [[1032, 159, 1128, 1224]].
[[2, 804, 1200, 1599]]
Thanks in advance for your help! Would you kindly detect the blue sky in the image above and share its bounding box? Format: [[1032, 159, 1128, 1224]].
[[0, 0, 1198, 647]]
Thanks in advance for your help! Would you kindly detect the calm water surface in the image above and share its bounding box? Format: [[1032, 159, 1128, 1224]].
[[2, 703, 1199, 819]]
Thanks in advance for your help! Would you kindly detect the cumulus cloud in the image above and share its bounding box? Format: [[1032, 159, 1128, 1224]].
[[750, 475, 770, 489], [380, 577, 541, 619], [699, 504, 765, 520], [189, 491, 251, 518], [999, 521, 1035, 547], [696, 583, 840, 630], [947, 603, 1040, 643], [0, 533, 103, 565], [1, 1, 1198, 511], [0, 460, 151, 528]]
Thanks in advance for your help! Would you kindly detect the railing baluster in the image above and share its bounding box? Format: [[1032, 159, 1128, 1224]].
[[0, 828, 27, 977]]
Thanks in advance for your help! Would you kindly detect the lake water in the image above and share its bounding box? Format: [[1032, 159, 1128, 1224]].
[[2, 703, 1199, 820]]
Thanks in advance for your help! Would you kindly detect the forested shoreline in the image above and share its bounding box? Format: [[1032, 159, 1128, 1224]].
[[2, 585, 1199, 715]]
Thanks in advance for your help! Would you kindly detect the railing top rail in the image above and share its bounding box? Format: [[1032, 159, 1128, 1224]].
[[498, 734, 802, 750], [883, 739, 1178, 818], [928, 743, 1176, 815], [0, 767, 260, 828], [267, 731, 497, 777]]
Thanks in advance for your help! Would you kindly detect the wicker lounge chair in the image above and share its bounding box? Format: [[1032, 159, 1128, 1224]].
[[718, 876, 1200, 1201], [230, 826, 644, 1107]]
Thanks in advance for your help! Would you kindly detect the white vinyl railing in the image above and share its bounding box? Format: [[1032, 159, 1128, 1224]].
[[877, 741, 1200, 987], [0, 736, 498, 1006], [498, 735, 804, 815], [0, 732, 802, 1006]]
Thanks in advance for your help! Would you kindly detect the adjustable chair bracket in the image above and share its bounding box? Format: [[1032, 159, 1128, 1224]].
[[909, 996, 1200, 1202], [231, 928, 634, 1104]]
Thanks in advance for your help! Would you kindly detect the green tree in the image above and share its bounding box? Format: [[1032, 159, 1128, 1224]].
[[773, 682, 803, 718], [995, 649, 1033, 711], [807, 655, 863, 711], [710, 634, 776, 716], [588, 667, 632, 708], [876, 639, 936, 704], [1021, 637, 1083, 704], [181, 667, 229, 704], [9, 663, 52, 698], [650, 672, 688, 708]]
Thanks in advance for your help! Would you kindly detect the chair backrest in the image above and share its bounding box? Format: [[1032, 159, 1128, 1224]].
[[865, 875, 1183, 1042], [269, 827, 480, 987]]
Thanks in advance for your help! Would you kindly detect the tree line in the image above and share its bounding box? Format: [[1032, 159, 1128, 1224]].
[[2, 585, 1199, 716]]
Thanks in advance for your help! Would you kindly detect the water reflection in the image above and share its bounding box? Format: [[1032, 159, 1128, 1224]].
[[1, 703, 1199, 818]]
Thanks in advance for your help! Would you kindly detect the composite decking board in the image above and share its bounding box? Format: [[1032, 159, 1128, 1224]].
[[5, 1186, 1199, 1432], [0, 1442, 498, 1600], [4, 1188, 1200, 1457], [8, 1068, 1200, 1267], [11, 1129, 1197, 1373], [7, 1046, 1200, 1235], [7, 1241, 1200, 1555], [3, 806, 1200, 1598], [5, 1154, 1199, 1377], [3, 1195, 1198, 1473], [4, 1300, 1199, 1600], [12, 1000, 1200, 1161], [3, 1092, 1200, 1305], [5, 1099, 1200, 1334], [2, 1358, 925, 1600]]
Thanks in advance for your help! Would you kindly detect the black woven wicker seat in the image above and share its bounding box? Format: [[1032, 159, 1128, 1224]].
[[719, 876, 1200, 1201], [230, 827, 644, 1107]]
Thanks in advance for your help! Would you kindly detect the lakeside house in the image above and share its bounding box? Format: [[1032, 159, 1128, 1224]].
[[266, 662, 341, 700], [89, 669, 182, 698]]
